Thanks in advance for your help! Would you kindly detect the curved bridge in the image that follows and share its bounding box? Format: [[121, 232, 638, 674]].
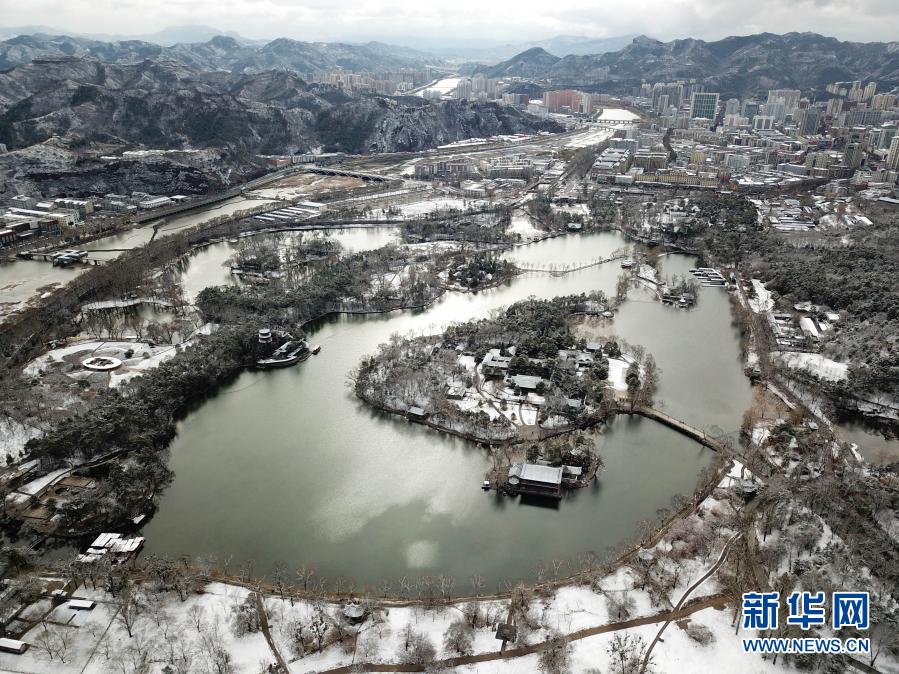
[[615, 404, 730, 453]]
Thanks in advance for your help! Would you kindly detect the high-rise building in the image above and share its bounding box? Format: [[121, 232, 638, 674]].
[[843, 127, 868, 170], [689, 92, 719, 120], [724, 98, 740, 116], [871, 93, 896, 110], [655, 94, 670, 113], [877, 123, 897, 151], [796, 108, 820, 136], [826, 98, 844, 117], [762, 100, 786, 123], [846, 108, 883, 127], [886, 135, 899, 171], [767, 89, 801, 116], [741, 100, 760, 121], [753, 116, 775, 131], [455, 78, 472, 101], [864, 82, 877, 101]]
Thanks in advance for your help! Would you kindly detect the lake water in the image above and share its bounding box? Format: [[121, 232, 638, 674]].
[[177, 227, 400, 301], [140, 231, 753, 589]]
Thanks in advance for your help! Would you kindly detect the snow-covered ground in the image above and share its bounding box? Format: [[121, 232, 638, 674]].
[[597, 108, 640, 123], [0, 464, 830, 674], [505, 211, 542, 241], [396, 198, 489, 218], [0, 582, 273, 674], [748, 280, 774, 313], [773, 351, 849, 382], [564, 125, 615, 149], [22, 339, 182, 389], [0, 417, 43, 463], [418, 77, 461, 97], [607, 355, 636, 392], [436, 133, 535, 149]]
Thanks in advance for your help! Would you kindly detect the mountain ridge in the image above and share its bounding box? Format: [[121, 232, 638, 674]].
[[497, 32, 899, 96]]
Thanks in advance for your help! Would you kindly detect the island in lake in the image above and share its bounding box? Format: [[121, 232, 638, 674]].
[[354, 294, 660, 496]]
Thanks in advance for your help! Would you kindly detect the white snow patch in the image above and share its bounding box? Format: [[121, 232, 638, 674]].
[[772, 351, 849, 382], [748, 280, 774, 313]]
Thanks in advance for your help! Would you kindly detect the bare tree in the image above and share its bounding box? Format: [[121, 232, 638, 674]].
[[230, 594, 261, 636], [187, 605, 205, 633], [35, 622, 74, 663], [198, 621, 234, 674], [538, 631, 571, 674], [397, 627, 436, 667], [607, 633, 653, 674], [116, 584, 145, 638], [443, 619, 474, 656]]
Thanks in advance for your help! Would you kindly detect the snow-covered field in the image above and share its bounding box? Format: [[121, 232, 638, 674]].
[[505, 211, 542, 241], [607, 355, 636, 392], [398, 198, 488, 218], [773, 351, 849, 382]]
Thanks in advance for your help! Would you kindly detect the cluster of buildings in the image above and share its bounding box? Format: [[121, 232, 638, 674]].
[[413, 154, 564, 197], [306, 66, 439, 96], [101, 192, 189, 214], [592, 79, 899, 194], [0, 191, 193, 247], [0, 196, 88, 246], [419, 74, 505, 102], [528, 89, 613, 116], [749, 195, 871, 234]]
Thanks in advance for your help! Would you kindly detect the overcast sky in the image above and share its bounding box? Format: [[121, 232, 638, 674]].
[[1, 0, 897, 46]]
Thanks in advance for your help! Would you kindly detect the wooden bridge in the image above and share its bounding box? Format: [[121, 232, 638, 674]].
[[616, 404, 730, 453], [514, 254, 623, 276]]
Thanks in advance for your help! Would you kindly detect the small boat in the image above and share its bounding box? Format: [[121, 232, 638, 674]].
[[311, 344, 322, 354], [228, 238, 239, 244], [620, 258, 635, 268]]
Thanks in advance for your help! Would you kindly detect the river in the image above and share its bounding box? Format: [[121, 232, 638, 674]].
[[77, 196, 279, 261], [140, 231, 753, 589]]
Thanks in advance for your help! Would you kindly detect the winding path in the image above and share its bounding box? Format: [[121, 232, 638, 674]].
[[255, 591, 289, 673], [314, 593, 727, 673], [641, 532, 743, 670]]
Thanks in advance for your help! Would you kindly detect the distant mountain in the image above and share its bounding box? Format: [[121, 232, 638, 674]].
[[523, 35, 638, 59], [477, 47, 561, 78], [541, 33, 899, 96], [0, 57, 560, 159], [0, 33, 440, 73], [427, 34, 636, 63], [0, 25, 254, 46], [133, 25, 249, 46]]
